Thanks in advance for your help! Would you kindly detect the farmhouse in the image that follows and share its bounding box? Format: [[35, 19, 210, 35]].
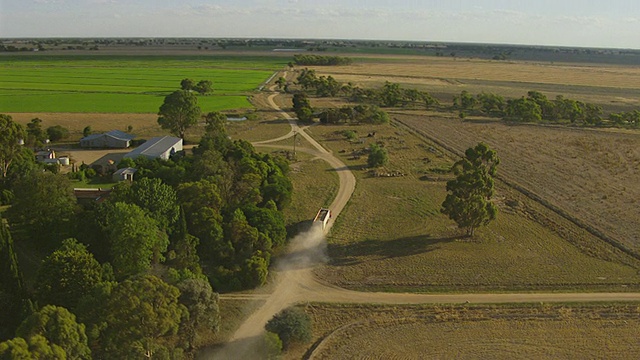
[[80, 130, 135, 148], [124, 136, 182, 160]]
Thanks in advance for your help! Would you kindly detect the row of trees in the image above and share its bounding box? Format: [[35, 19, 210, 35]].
[[293, 54, 352, 66], [295, 69, 438, 110], [454, 90, 639, 127], [318, 104, 389, 125]]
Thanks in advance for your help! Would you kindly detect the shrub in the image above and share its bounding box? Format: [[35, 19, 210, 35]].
[[84, 168, 97, 178], [265, 307, 312, 350], [367, 144, 389, 168], [46, 125, 70, 142], [342, 130, 357, 141]]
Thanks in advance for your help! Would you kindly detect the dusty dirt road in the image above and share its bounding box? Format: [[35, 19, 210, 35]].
[[201, 74, 640, 360]]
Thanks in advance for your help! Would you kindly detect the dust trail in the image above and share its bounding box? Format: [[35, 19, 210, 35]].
[[201, 224, 327, 359]]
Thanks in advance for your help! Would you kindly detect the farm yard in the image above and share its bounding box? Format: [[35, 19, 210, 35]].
[[0, 55, 285, 113]]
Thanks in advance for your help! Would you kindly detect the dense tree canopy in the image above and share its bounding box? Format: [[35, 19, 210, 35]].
[[100, 275, 184, 358], [36, 239, 102, 310], [0, 114, 26, 178], [441, 143, 499, 237], [0, 213, 24, 341], [104, 202, 169, 278], [0, 335, 66, 359], [157, 90, 201, 139], [7, 170, 77, 242], [16, 305, 91, 360]]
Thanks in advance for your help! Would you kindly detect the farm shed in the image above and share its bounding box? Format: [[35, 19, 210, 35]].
[[80, 130, 135, 148], [124, 136, 183, 161], [112, 167, 137, 182]]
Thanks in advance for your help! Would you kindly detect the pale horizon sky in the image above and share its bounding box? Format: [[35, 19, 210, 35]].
[[1, 1, 639, 49]]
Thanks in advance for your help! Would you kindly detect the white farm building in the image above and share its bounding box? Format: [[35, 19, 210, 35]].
[[124, 136, 183, 160], [80, 130, 135, 149]]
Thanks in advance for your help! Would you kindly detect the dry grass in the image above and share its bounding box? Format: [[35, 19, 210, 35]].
[[292, 303, 640, 360], [307, 121, 640, 292], [395, 114, 640, 255], [308, 56, 640, 112], [8, 112, 166, 142]]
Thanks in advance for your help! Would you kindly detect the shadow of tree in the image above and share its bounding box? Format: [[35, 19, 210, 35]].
[[328, 234, 465, 266]]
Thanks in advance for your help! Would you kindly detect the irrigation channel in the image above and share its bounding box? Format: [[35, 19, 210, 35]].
[[199, 73, 640, 359]]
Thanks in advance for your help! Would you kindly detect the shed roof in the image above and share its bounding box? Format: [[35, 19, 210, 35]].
[[124, 136, 182, 159], [105, 130, 136, 141], [80, 130, 135, 142], [113, 167, 137, 176]]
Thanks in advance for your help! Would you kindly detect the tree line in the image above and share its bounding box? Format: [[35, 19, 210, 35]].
[[0, 103, 293, 357], [293, 54, 353, 66], [295, 68, 438, 109], [454, 90, 640, 127]]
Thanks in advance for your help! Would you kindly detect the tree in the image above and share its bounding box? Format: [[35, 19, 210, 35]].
[[0, 213, 25, 341], [180, 78, 195, 91], [194, 79, 213, 95], [367, 144, 388, 168], [176, 278, 220, 350], [7, 170, 77, 241], [109, 177, 179, 232], [46, 125, 70, 142], [0, 335, 66, 359], [203, 111, 226, 132], [275, 76, 286, 91], [441, 143, 499, 237], [292, 93, 313, 122], [35, 239, 102, 310], [265, 307, 312, 350], [26, 118, 47, 148], [82, 126, 92, 138], [0, 114, 26, 178], [157, 90, 201, 139], [100, 275, 185, 359], [16, 305, 91, 359], [105, 202, 169, 278]]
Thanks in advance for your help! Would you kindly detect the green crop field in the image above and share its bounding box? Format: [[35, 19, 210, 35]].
[[0, 55, 286, 113]]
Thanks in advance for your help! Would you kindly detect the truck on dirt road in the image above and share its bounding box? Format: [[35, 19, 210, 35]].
[[313, 208, 331, 230]]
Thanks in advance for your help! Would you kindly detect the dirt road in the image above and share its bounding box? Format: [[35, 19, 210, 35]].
[[202, 73, 640, 360]]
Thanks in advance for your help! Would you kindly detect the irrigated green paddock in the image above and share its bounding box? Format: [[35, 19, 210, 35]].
[[0, 55, 286, 113]]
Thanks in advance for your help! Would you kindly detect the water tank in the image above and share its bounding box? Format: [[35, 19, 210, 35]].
[[59, 156, 70, 166]]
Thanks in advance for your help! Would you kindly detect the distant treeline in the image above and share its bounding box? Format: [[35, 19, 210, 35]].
[[291, 67, 639, 129], [293, 54, 353, 66], [295, 68, 438, 109]]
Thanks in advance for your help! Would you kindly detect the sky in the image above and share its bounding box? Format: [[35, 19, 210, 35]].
[[1, 0, 639, 49]]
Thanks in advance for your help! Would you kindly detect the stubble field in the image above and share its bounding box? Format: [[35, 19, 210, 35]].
[[292, 303, 640, 360]]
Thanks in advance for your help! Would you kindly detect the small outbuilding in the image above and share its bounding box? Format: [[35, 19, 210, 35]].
[[80, 130, 135, 148], [112, 167, 137, 182], [124, 136, 183, 161], [36, 149, 56, 162]]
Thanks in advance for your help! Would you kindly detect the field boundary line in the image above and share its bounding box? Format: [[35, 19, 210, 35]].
[[392, 116, 640, 263]]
